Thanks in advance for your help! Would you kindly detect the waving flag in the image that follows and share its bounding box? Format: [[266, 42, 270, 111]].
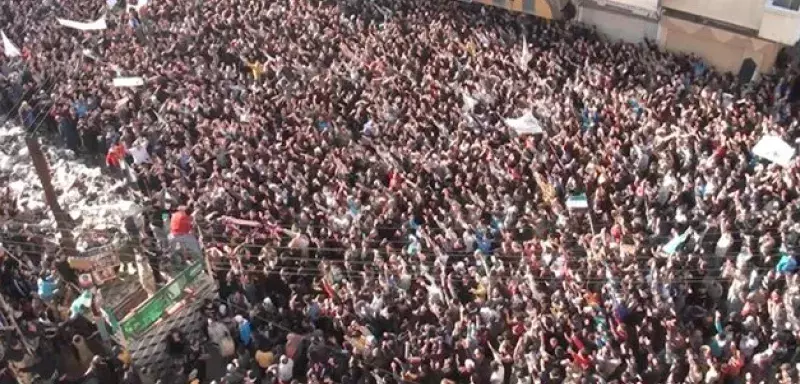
[[1, 31, 21, 57], [663, 229, 691, 255]]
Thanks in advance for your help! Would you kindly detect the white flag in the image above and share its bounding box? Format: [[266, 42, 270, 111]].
[[107, 0, 117, 7], [81, 48, 101, 61], [1, 31, 21, 57], [519, 35, 531, 70], [504, 111, 544, 135], [462, 91, 478, 112]]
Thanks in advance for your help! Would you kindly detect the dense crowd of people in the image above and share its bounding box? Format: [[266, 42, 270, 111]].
[[3, 0, 800, 383]]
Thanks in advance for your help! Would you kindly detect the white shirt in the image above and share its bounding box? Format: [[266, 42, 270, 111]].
[[128, 145, 150, 164], [490, 366, 505, 384], [704, 365, 720, 383], [208, 321, 230, 345], [278, 358, 294, 381]]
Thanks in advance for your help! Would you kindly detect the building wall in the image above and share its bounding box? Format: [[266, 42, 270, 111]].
[[580, 6, 659, 43], [759, 6, 800, 45], [601, 0, 659, 12], [472, 0, 555, 19], [659, 15, 781, 74], [661, 0, 765, 30]]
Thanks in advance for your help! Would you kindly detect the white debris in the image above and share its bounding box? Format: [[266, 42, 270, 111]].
[[0, 123, 141, 249]]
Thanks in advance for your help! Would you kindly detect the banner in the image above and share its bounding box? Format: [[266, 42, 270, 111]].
[[57, 17, 108, 31], [69, 245, 122, 285], [68, 245, 120, 270], [1, 31, 21, 57], [113, 77, 145, 87], [752, 135, 795, 168], [120, 260, 204, 338]]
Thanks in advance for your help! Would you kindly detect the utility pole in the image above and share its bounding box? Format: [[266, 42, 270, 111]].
[[25, 136, 78, 257]]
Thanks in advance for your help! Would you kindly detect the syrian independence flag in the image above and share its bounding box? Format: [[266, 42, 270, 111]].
[[566, 193, 589, 210]]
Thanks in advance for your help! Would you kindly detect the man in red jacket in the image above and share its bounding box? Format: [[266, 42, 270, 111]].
[[168, 206, 202, 260]]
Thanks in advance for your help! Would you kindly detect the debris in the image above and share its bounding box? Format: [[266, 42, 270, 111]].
[[0, 123, 140, 250]]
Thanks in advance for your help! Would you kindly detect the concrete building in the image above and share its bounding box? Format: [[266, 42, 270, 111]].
[[469, 0, 564, 20], [470, 0, 800, 76], [577, 0, 660, 43], [658, 0, 800, 76]]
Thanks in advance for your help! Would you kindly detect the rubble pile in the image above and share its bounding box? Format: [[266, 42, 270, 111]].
[[0, 124, 141, 250]]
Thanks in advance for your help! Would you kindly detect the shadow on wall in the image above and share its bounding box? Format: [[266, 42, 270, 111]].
[[738, 57, 757, 83], [562, 0, 576, 21]]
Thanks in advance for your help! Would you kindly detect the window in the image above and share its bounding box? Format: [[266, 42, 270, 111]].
[[771, 0, 800, 11]]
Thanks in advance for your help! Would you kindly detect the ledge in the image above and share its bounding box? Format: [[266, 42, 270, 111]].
[[581, 0, 660, 21], [661, 7, 761, 37]]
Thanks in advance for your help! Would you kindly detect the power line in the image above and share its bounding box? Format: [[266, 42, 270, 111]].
[[1, 212, 782, 242], [0, 207, 792, 263], [206, 264, 754, 284], [0, 234, 789, 266], [206, 248, 779, 284]]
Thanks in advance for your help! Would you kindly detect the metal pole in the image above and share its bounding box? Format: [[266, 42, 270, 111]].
[[24, 136, 78, 257]]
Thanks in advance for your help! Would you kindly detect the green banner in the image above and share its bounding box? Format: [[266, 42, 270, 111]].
[[120, 261, 204, 338]]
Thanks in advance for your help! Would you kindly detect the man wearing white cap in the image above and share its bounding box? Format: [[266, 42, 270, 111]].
[[277, 354, 294, 383]]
